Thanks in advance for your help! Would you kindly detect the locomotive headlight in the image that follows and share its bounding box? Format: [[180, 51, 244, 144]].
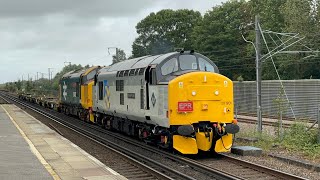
[[214, 90, 219, 96], [192, 91, 196, 96]]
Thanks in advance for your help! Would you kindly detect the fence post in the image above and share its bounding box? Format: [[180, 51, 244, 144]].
[[280, 110, 283, 141], [235, 105, 238, 120], [318, 107, 320, 144]]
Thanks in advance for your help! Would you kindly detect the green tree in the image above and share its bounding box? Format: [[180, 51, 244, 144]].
[[112, 49, 126, 64], [132, 9, 202, 57], [248, 0, 287, 80], [250, 0, 287, 32], [25, 80, 32, 92], [277, 0, 320, 79], [5, 82, 16, 92], [192, 0, 253, 80], [16, 80, 22, 91]]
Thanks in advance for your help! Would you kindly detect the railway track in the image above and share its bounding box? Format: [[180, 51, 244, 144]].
[[0, 93, 178, 180], [199, 154, 305, 180], [237, 117, 292, 128], [0, 92, 234, 180], [0, 95, 10, 104], [1, 92, 306, 180], [236, 112, 317, 128]]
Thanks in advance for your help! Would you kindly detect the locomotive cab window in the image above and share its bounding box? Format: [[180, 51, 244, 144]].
[[161, 57, 178, 75], [179, 55, 197, 70], [199, 57, 215, 72], [86, 70, 96, 81], [158, 54, 219, 83]]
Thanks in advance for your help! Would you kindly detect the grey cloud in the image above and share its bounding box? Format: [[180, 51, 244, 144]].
[[0, 0, 226, 83], [0, 0, 155, 18]]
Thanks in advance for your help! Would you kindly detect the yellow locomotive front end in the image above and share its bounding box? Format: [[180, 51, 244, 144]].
[[80, 66, 100, 122], [168, 71, 239, 154]]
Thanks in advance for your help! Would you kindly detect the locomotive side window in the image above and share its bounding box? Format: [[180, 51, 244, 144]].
[[116, 80, 124, 91], [161, 57, 178, 75], [134, 68, 139, 75], [138, 68, 145, 75], [150, 68, 157, 85], [199, 57, 215, 72], [140, 89, 144, 109], [120, 93, 124, 105], [98, 81, 103, 100], [179, 55, 197, 70], [129, 69, 135, 76], [76, 82, 79, 97], [124, 70, 129, 76], [120, 80, 124, 91], [119, 71, 124, 77], [81, 76, 87, 84]]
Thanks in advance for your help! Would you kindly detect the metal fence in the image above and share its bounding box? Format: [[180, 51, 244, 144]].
[[234, 80, 320, 121]]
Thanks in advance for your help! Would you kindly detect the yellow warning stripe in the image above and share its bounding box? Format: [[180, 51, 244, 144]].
[[1, 105, 61, 180]]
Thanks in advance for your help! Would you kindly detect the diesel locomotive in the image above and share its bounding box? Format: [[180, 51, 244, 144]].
[[58, 50, 239, 154]]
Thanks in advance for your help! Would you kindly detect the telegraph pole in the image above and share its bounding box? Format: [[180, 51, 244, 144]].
[[48, 68, 53, 82], [318, 106, 320, 144], [48, 68, 50, 82], [108, 47, 119, 64], [116, 48, 119, 63], [255, 15, 262, 132], [36, 72, 40, 81]]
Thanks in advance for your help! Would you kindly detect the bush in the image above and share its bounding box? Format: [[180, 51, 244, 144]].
[[282, 122, 320, 158], [236, 122, 320, 159]]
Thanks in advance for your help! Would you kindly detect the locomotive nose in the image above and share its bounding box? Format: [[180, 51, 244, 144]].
[[168, 71, 236, 154]]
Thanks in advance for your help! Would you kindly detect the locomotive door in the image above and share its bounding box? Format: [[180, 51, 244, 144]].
[[145, 65, 157, 111], [145, 66, 151, 110]]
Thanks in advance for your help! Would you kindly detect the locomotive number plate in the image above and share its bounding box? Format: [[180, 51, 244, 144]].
[[178, 102, 193, 112]]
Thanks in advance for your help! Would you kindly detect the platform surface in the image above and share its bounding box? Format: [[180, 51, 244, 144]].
[[0, 104, 127, 180], [0, 105, 53, 179]]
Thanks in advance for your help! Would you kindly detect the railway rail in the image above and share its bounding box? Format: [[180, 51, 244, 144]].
[[237, 117, 291, 128], [0, 93, 179, 180], [0, 92, 306, 180], [0, 92, 234, 180]]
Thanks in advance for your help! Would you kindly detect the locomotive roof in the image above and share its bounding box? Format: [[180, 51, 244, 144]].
[[104, 52, 177, 72], [61, 69, 85, 79]]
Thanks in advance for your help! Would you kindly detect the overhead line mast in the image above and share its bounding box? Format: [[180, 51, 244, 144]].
[[255, 15, 262, 133]]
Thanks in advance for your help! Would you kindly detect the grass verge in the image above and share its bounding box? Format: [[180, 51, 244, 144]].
[[235, 121, 320, 160]]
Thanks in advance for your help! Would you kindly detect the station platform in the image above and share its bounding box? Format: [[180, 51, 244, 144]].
[[0, 104, 127, 180]]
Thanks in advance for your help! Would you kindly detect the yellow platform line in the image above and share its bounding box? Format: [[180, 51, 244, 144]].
[[1, 105, 61, 180]]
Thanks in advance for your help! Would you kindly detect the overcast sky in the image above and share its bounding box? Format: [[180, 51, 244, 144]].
[[0, 0, 227, 83]]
